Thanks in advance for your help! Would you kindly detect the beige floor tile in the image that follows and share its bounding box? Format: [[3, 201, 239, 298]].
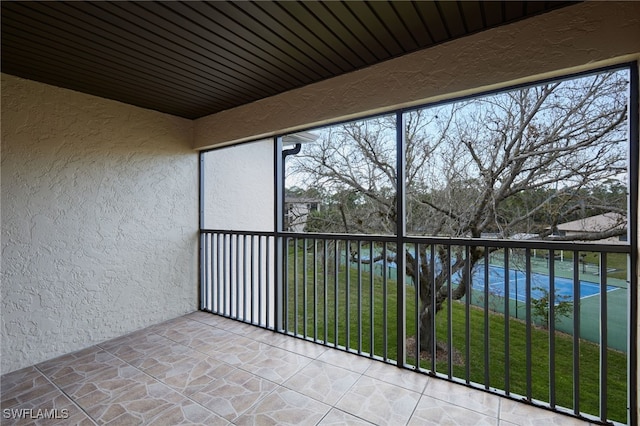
[[84, 381, 185, 424], [499, 399, 590, 425], [284, 360, 361, 405], [317, 408, 375, 425], [98, 332, 175, 364], [335, 375, 421, 425], [275, 336, 329, 358], [143, 398, 228, 426], [190, 368, 277, 421], [364, 361, 429, 393], [408, 394, 498, 425], [232, 344, 312, 384], [142, 351, 235, 395], [1, 367, 49, 399], [423, 377, 501, 418], [36, 347, 116, 382], [0, 388, 91, 426], [317, 349, 376, 374], [233, 387, 330, 426], [156, 320, 235, 354], [1, 370, 58, 409]]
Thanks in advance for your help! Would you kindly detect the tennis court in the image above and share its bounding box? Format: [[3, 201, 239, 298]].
[[470, 264, 617, 303]]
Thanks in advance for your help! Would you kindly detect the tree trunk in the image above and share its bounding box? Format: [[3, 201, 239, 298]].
[[418, 304, 436, 351]]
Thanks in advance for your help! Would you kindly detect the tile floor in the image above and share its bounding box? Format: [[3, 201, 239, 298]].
[[1, 311, 594, 425]]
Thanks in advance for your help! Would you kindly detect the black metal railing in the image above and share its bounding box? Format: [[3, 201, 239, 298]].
[[200, 229, 633, 425]]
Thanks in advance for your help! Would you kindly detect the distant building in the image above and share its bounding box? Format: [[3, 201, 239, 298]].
[[552, 212, 627, 244], [284, 197, 320, 232]]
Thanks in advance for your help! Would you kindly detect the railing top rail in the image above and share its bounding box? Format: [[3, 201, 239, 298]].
[[200, 229, 631, 253], [200, 229, 275, 237]]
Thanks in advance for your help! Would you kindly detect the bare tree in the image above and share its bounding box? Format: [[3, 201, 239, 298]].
[[287, 70, 629, 350]]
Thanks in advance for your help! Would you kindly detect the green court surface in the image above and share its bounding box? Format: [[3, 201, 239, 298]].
[[472, 254, 628, 352]]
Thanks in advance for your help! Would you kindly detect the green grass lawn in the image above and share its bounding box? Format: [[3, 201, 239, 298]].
[[284, 244, 628, 423]]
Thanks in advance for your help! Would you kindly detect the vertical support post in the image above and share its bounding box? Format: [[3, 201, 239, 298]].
[[395, 111, 406, 367], [274, 136, 284, 332], [198, 152, 205, 311], [627, 61, 639, 426]]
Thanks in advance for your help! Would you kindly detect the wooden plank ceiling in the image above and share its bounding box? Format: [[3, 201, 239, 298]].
[[1, 1, 576, 119]]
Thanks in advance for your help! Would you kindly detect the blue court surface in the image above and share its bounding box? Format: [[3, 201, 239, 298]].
[[469, 265, 616, 303]]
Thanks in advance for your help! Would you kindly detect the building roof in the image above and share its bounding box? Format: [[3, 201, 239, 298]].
[[555, 213, 627, 233]]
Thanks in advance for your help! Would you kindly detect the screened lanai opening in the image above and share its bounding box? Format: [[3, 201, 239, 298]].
[[200, 139, 276, 327], [201, 64, 637, 425]]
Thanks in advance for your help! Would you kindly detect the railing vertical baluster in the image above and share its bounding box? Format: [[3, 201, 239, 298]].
[[251, 235, 255, 324], [229, 233, 233, 317], [599, 252, 608, 423], [465, 245, 471, 383], [303, 238, 308, 338], [264, 237, 268, 328], [345, 240, 351, 350], [209, 232, 214, 311], [357, 240, 362, 354], [216, 234, 221, 314], [284, 237, 289, 332], [383, 242, 388, 361], [243, 235, 248, 322], [483, 246, 490, 389], [201, 232, 208, 311], [414, 243, 420, 369], [324, 239, 328, 345], [294, 237, 299, 335], [504, 248, 510, 395], [525, 248, 532, 400], [313, 239, 318, 342], [228, 234, 232, 317], [430, 244, 436, 373], [257, 236, 262, 326], [223, 233, 228, 316], [333, 240, 339, 348], [334, 240, 339, 348], [369, 242, 374, 357], [549, 249, 556, 409], [447, 245, 453, 379], [573, 250, 581, 415], [236, 234, 240, 319]]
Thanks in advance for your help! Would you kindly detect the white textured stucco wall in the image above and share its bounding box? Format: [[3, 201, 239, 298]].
[[1, 74, 198, 374], [202, 140, 274, 232]]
